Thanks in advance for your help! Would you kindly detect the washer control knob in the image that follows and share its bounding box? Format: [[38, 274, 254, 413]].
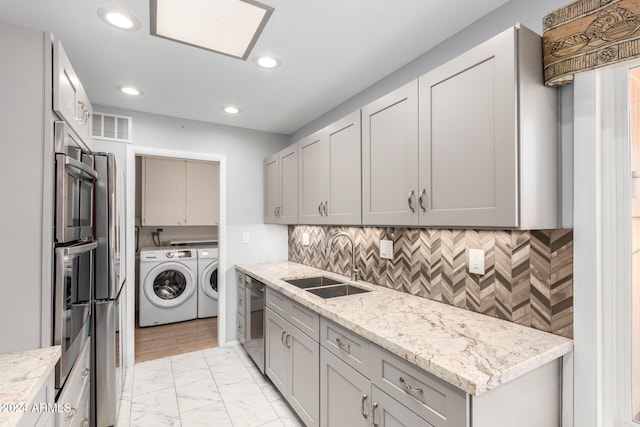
[[166, 252, 174, 258]]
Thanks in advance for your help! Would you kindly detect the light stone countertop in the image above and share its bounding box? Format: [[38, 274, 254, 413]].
[[0, 346, 60, 427], [236, 261, 573, 396]]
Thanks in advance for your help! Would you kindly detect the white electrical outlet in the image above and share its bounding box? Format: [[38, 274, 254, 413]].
[[302, 232, 310, 246], [468, 249, 485, 275], [380, 239, 394, 260], [241, 231, 250, 244]]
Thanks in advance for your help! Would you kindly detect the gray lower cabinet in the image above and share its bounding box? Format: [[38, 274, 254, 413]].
[[56, 338, 91, 427], [265, 306, 319, 427], [320, 348, 370, 427]]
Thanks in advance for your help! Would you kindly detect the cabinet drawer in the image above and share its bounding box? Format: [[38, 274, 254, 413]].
[[266, 287, 288, 318], [237, 285, 246, 315], [290, 302, 319, 341], [320, 318, 373, 379], [266, 288, 319, 341], [57, 338, 90, 408], [371, 347, 466, 427], [57, 371, 90, 427]]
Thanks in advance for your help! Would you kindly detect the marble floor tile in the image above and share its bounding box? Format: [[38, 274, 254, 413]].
[[117, 345, 302, 427]]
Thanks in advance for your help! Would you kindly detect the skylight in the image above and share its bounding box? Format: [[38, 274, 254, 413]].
[[150, 0, 274, 60]]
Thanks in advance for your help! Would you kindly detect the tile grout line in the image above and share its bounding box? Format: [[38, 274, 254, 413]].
[[169, 354, 183, 427]]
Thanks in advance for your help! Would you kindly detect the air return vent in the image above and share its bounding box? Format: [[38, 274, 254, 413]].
[[92, 112, 132, 143]]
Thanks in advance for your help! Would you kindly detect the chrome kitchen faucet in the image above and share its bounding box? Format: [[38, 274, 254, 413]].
[[325, 232, 359, 281]]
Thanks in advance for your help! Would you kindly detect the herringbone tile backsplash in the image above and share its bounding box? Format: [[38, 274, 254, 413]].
[[288, 226, 573, 338]]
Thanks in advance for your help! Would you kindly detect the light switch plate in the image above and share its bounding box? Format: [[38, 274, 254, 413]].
[[241, 231, 250, 244], [468, 249, 485, 275], [302, 232, 310, 246], [380, 239, 394, 260]]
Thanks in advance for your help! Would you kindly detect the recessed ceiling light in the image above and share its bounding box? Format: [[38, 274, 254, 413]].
[[98, 7, 141, 31], [224, 106, 240, 114], [118, 86, 142, 96], [254, 55, 281, 69], [150, 0, 274, 60]]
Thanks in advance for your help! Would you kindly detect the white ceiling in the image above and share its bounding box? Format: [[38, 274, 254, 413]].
[[0, 0, 511, 135]]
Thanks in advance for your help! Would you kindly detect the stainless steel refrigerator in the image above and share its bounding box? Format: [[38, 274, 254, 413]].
[[92, 152, 126, 427]]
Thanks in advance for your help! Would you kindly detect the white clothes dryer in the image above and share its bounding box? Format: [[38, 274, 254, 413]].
[[139, 247, 198, 327], [197, 247, 219, 318]]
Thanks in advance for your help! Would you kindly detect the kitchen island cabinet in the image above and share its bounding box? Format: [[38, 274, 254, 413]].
[[237, 261, 572, 427]]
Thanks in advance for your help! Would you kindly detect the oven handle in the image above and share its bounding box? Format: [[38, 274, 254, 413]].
[[62, 240, 98, 256], [63, 155, 98, 181]]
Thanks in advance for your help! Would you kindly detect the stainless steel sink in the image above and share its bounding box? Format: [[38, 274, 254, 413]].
[[284, 276, 343, 289], [306, 284, 370, 299]]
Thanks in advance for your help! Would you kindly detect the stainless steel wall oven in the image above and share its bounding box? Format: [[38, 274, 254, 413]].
[[53, 240, 96, 388]]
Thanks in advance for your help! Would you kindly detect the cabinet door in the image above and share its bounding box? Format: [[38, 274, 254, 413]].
[[265, 308, 288, 395], [264, 153, 279, 223], [327, 110, 362, 225], [362, 80, 419, 225], [418, 27, 517, 227], [53, 40, 86, 149], [298, 130, 329, 224], [279, 144, 298, 224], [142, 157, 187, 225], [320, 348, 370, 427], [289, 325, 320, 427], [371, 385, 434, 427], [186, 160, 219, 225]]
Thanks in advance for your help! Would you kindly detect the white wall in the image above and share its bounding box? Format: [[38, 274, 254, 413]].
[[290, 0, 569, 142], [92, 107, 290, 352]]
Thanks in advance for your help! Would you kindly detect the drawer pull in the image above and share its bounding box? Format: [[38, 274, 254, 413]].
[[65, 407, 77, 422], [285, 333, 291, 349], [335, 337, 351, 353], [399, 376, 424, 395], [361, 394, 368, 419], [372, 402, 379, 427], [82, 368, 90, 378], [281, 331, 287, 345]]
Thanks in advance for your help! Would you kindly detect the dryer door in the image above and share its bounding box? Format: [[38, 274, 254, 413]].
[[144, 262, 196, 308], [201, 260, 219, 300]]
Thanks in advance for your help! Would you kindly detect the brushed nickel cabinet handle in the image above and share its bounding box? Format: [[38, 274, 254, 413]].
[[274, 207, 278, 217], [281, 331, 287, 345], [285, 333, 291, 348], [372, 402, 379, 427], [335, 337, 351, 353], [65, 407, 77, 422], [318, 202, 323, 216], [323, 201, 328, 216], [399, 376, 424, 394], [361, 394, 368, 419], [418, 189, 427, 212], [408, 190, 415, 213]]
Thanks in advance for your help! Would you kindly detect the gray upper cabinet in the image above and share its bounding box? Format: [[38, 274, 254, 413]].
[[298, 111, 362, 225], [264, 144, 298, 224], [362, 80, 419, 225], [418, 24, 558, 229]]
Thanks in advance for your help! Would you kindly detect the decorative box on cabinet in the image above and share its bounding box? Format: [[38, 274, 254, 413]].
[[141, 157, 220, 226], [265, 289, 319, 427], [298, 110, 362, 225], [53, 39, 92, 149], [362, 24, 559, 229], [264, 144, 298, 224]]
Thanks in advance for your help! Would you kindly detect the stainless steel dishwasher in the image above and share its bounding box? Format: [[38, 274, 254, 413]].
[[243, 275, 265, 373]]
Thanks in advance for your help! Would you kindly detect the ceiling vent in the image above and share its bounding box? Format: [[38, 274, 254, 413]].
[[92, 112, 132, 143]]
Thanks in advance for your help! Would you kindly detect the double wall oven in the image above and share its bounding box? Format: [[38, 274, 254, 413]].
[[53, 121, 97, 390]]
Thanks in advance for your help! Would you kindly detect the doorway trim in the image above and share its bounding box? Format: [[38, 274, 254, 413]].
[[573, 62, 637, 426], [124, 145, 227, 367]]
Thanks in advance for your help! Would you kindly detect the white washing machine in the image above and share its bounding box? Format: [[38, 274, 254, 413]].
[[197, 247, 219, 318], [139, 247, 198, 327]]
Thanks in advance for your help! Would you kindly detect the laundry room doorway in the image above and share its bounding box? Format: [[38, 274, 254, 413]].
[[124, 146, 227, 366]]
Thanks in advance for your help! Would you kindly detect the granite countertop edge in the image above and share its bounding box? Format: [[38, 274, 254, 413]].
[[0, 346, 61, 427], [236, 261, 573, 397]]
